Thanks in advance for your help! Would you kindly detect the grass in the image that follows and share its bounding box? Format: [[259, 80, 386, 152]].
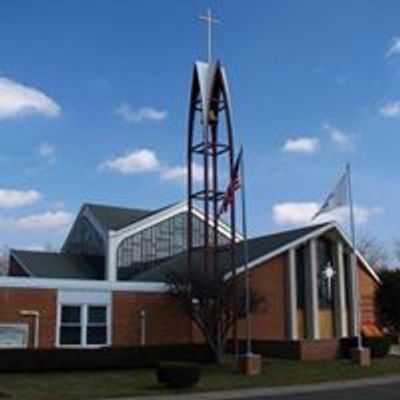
[[1, 357, 400, 399]]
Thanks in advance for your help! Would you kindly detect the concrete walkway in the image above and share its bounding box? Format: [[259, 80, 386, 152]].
[[102, 375, 400, 400]]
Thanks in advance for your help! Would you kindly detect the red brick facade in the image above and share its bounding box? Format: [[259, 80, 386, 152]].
[[358, 261, 378, 324], [0, 288, 57, 348], [0, 252, 380, 350], [112, 292, 192, 346], [237, 255, 287, 340]]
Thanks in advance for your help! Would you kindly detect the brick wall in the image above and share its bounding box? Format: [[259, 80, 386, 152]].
[[0, 288, 57, 348], [112, 292, 192, 346], [237, 255, 287, 340], [358, 262, 378, 324], [298, 339, 341, 361]]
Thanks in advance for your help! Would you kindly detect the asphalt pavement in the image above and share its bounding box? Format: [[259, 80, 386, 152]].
[[244, 381, 400, 400]]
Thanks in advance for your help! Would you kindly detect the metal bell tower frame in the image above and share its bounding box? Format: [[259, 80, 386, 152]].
[[187, 60, 237, 277], [186, 8, 239, 352]]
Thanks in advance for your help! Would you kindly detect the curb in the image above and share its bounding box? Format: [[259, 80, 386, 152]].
[[103, 374, 400, 400]]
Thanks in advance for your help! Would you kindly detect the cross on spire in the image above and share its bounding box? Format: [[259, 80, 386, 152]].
[[199, 8, 220, 63]]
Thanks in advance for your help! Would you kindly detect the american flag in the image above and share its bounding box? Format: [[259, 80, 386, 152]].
[[218, 148, 242, 217]]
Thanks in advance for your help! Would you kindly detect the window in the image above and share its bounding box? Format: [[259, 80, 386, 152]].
[[87, 306, 107, 345], [317, 238, 335, 309], [296, 245, 306, 309], [60, 306, 81, 345], [116, 211, 231, 279], [59, 305, 108, 347], [0, 324, 28, 348]]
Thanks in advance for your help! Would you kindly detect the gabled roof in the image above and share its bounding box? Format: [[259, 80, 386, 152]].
[[10, 250, 104, 280], [135, 222, 380, 284], [135, 223, 331, 282], [85, 203, 153, 231]]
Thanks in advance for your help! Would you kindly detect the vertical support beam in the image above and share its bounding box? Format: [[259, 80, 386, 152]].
[[106, 234, 117, 282], [287, 248, 298, 340], [346, 252, 359, 337], [304, 239, 320, 340], [333, 241, 348, 338]]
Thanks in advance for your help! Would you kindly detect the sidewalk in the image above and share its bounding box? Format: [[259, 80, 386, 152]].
[[102, 374, 400, 400]]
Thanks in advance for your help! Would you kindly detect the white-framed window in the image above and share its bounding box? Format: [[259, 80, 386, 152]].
[[60, 305, 82, 345], [86, 305, 108, 345], [58, 304, 109, 347], [0, 323, 29, 348]]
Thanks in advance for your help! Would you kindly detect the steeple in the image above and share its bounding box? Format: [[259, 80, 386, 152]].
[[187, 8, 237, 278]]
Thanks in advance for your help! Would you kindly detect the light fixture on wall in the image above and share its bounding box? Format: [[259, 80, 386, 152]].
[[20, 310, 40, 349]]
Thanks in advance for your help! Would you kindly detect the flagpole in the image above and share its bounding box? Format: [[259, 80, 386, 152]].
[[347, 162, 363, 351], [240, 146, 252, 356]]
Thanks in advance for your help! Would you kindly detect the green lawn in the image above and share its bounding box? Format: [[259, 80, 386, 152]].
[[1, 357, 400, 400]]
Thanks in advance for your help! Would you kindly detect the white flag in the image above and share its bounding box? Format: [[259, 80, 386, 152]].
[[312, 170, 348, 220]]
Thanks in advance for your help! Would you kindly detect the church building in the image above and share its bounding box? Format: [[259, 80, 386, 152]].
[[0, 200, 380, 359], [0, 15, 381, 360]]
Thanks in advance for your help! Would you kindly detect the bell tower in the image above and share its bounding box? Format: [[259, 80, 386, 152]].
[[187, 9, 237, 280]]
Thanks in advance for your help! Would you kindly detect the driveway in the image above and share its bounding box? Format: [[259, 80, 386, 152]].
[[245, 381, 400, 400]]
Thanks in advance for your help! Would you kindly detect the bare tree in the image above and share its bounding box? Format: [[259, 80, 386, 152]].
[[0, 246, 9, 276], [394, 240, 400, 265], [357, 234, 388, 270], [166, 261, 262, 364]]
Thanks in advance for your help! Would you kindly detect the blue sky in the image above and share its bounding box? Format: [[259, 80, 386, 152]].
[[0, 0, 400, 257]]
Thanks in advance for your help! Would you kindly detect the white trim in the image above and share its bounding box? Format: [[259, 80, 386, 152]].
[[225, 222, 380, 284], [0, 277, 168, 293], [286, 248, 298, 340], [56, 303, 111, 348], [109, 201, 242, 244], [333, 223, 380, 283], [305, 238, 320, 340], [333, 240, 348, 338]]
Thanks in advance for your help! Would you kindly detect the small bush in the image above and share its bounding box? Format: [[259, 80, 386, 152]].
[[363, 336, 391, 358], [157, 362, 201, 389]]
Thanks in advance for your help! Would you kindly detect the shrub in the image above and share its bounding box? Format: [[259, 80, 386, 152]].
[[0, 345, 212, 373], [363, 336, 391, 358], [157, 362, 201, 389]]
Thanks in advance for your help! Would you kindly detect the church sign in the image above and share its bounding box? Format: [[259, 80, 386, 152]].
[[0, 324, 28, 348]]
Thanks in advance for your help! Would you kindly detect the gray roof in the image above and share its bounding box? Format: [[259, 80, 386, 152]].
[[86, 202, 177, 231], [86, 203, 153, 231], [11, 250, 104, 280], [134, 223, 331, 282]]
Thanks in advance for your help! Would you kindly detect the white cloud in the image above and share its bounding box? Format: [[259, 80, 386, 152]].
[[386, 36, 400, 58], [272, 201, 382, 226], [0, 189, 41, 208], [282, 137, 319, 154], [115, 104, 167, 123], [0, 211, 73, 231], [273, 202, 319, 225], [322, 122, 354, 152], [38, 142, 56, 157], [379, 101, 400, 117], [0, 77, 61, 119], [14, 211, 73, 230], [160, 162, 203, 183], [101, 147, 207, 184], [101, 148, 160, 174]]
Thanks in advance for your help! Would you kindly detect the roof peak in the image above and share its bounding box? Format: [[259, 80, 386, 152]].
[[249, 222, 335, 242]]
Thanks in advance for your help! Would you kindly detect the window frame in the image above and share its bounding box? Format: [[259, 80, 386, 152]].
[[57, 303, 110, 348]]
